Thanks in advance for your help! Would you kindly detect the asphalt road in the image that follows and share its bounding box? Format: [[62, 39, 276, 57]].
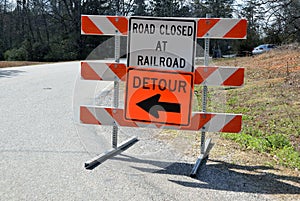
[[0, 62, 283, 200]]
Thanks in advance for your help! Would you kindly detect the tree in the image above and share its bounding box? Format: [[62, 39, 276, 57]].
[[193, 0, 234, 18], [262, 0, 300, 43], [132, 0, 149, 16], [149, 0, 182, 17], [237, 0, 264, 51], [82, 0, 111, 15]]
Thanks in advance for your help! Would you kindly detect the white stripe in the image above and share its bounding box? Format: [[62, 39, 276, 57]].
[[205, 67, 238, 86], [163, 125, 178, 130], [136, 122, 158, 129], [88, 62, 117, 81], [203, 113, 235, 132], [207, 19, 239, 38], [89, 16, 116, 35], [138, 123, 178, 130], [90, 107, 115, 125], [81, 106, 241, 132]]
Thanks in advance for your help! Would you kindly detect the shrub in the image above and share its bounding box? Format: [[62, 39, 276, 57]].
[[4, 47, 28, 61]]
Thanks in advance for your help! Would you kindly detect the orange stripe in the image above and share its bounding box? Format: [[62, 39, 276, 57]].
[[108, 63, 127, 81], [81, 16, 103, 35], [197, 19, 220, 38], [198, 113, 215, 129], [223, 19, 247, 39], [80, 107, 101, 125], [194, 67, 218, 84], [155, 124, 164, 129], [220, 115, 242, 133], [81, 62, 102, 80], [105, 108, 138, 127], [107, 16, 128, 35], [182, 113, 215, 130], [222, 68, 244, 86]]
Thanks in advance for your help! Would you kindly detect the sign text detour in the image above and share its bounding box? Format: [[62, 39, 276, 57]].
[[127, 17, 196, 72], [125, 68, 193, 125]]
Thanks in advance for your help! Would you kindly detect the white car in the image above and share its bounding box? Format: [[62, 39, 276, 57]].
[[252, 44, 276, 55]]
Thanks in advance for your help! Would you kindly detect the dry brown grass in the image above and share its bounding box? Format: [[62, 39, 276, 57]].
[[0, 61, 46, 68]]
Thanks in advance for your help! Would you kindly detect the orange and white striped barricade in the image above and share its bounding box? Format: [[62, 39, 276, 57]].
[[81, 61, 244, 87], [81, 15, 247, 39], [81, 15, 128, 35], [81, 61, 126, 81], [80, 106, 242, 133], [197, 18, 247, 39], [80, 15, 247, 174], [194, 66, 244, 86]]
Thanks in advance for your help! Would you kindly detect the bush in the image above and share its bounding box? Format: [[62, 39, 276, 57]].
[[0, 39, 4, 60], [44, 39, 78, 61], [31, 42, 50, 61], [4, 47, 28, 61]]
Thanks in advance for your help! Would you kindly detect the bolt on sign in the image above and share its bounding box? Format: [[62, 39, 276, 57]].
[[127, 17, 196, 72], [125, 68, 194, 126]]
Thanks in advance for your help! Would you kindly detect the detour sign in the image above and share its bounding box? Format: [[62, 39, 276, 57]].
[[125, 68, 193, 126]]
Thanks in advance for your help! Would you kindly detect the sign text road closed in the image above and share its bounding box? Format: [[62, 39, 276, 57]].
[[127, 17, 196, 72], [125, 68, 194, 125]]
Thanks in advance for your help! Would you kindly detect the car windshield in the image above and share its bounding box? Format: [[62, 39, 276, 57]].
[[257, 45, 266, 49]]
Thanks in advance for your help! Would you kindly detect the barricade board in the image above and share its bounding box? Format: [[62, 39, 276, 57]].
[[81, 62, 244, 87], [81, 15, 247, 39], [80, 106, 242, 133]]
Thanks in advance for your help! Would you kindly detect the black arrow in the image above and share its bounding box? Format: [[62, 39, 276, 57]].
[[136, 94, 181, 118]]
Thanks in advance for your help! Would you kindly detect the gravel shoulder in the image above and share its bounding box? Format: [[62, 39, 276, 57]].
[[154, 130, 300, 201]]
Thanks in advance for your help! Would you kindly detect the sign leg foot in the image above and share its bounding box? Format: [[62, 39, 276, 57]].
[[190, 138, 213, 178], [85, 137, 138, 170]]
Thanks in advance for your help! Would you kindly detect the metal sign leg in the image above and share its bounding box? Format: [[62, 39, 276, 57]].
[[112, 29, 120, 148], [85, 137, 138, 170], [84, 25, 138, 170], [190, 15, 213, 177]]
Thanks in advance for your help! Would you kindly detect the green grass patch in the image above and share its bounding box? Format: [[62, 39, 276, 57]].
[[193, 59, 300, 169], [222, 131, 300, 169], [274, 146, 300, 169]]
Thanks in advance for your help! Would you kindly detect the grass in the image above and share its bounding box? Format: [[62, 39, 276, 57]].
[[221, 132, 300, 169], [200, 47, 300, 169]]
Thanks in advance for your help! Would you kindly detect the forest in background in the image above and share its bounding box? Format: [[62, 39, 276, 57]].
[[0, 0, 299, 61]]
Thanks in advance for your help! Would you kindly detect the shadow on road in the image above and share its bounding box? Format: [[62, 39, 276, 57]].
[[114, 155, 300, 195], [0, 69, 25, 78]]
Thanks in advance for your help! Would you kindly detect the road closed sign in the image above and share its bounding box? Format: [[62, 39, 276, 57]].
[[127, 17, 196, 72], [125, 68, 193, 126]]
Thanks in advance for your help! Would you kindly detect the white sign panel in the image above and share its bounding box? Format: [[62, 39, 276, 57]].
[[127, 17, 196, 72]]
